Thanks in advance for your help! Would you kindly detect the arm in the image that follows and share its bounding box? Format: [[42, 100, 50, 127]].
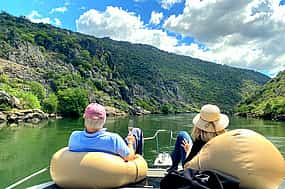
[[184, 140, 206, 163], [123, 135, 136, 161], [114, 134, 136, 161]]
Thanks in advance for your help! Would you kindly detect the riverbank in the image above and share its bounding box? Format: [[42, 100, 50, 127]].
[[235, 112, 285, 121], [0, 88, 150, 125], [0, 109, 56, 124], [0, 106, 149, 125]]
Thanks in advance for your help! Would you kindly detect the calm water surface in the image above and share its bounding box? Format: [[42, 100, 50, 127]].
[[0, 114, 285, 188]]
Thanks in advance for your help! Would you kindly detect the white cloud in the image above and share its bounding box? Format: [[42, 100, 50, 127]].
[[27, 10, 51, 24], [76, 1, 285, 76], [163, 0, 285, 75], [149, 11, 163, 25], [27, 10, 62, 26], [28, 10, 40, 18], [80, 6, 86, 10], [50, 6, 68, 14], [172, 43, 215, 63], [161, 0, 184, 9], [76, 7, 177, 50], [50, 1, 69, 14], [54, 18, 62, 26]]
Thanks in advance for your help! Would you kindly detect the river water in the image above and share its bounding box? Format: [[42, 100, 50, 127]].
[[0, 114, 285, 188]]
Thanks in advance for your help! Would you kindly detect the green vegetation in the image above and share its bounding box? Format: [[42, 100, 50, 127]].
[[42, 93, 58, 113], [161, 104, 173, 114], [135, 98, 156, 112], [18, 92, 41, 109], [0, 73, 85, 116], [28, 81, 46, 101], [57, 88, 88, 116], [0, 12, 270, 116], [0, 75, 41, 109], [236, 70, 285, 120], [0, 100, 11, 111]]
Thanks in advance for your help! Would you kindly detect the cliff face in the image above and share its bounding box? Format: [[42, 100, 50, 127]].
[[236, 70, 285, 120], [0, 12, 270, 115]]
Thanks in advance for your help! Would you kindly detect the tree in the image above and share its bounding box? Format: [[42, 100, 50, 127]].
[[57, 88, 88, 117], [42, 93, 58, 113], [161, 104, 173, 114], [29, 81, 45, 101], [18, 92, 41, 109], [34, 32, 53, 49]]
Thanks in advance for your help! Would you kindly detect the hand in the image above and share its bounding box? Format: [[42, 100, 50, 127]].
[[127, 134, 135, 144], [181, 139, 191, 153]]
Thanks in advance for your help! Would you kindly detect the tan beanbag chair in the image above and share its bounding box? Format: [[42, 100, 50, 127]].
[[50, 147, 148, 189], [185, 129, 285, 189]]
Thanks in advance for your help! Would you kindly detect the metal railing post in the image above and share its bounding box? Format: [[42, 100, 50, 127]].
[[156, 135, 159, 153]]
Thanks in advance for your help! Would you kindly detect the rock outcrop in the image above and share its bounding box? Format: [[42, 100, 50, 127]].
[[0, 90, 21, 110], [129, 106, 151, 116], [105, 106, 127, 117], [4, 109, 49, 124], [0, 112, 6, 123]]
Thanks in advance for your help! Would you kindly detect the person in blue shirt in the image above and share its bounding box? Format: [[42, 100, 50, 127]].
[[68, 103, 136, 161]]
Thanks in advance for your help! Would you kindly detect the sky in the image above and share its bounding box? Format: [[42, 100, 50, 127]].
[[1, 0, 285, 77]]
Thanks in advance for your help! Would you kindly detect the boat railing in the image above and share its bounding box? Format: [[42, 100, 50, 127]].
[[5, 167, 49, 189], [144, 129, 175, 154], [144, 129, 168, 140]]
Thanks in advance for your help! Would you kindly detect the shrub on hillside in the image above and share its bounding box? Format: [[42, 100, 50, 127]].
[[17, 92, 41, 109], [57, 88, 88, 117], [28, 81, 46, 101], [42, 93, 58, 113], [161, 104, 173, 114], [136, 98, 155, 112]]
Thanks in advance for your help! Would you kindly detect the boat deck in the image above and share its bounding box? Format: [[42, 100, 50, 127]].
[[27, 168, 168, 189]]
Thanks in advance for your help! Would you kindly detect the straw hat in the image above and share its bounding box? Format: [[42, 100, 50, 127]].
[[193, 104, 229, 133]]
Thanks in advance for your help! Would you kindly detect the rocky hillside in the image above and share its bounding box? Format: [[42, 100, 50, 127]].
[[236, 70, 285, 120], [0, 12, 270, 116]]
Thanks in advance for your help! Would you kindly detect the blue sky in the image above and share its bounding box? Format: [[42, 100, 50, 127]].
[[1, 0, 285, 77], [0, 0, 185, 33]]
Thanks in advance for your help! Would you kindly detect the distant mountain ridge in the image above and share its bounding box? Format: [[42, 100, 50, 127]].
[[236, 70, 285, 120], [0, 12, 270, 115]]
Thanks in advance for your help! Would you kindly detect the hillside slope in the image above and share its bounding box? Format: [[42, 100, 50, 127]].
[[236, 70, 285, 120], [0, 12, 269, 115]]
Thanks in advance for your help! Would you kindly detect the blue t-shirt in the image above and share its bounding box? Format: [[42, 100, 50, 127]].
[[68, 128, 130, 158]]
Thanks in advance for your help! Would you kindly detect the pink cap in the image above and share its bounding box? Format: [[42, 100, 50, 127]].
[[83, 103, 106, 120]]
